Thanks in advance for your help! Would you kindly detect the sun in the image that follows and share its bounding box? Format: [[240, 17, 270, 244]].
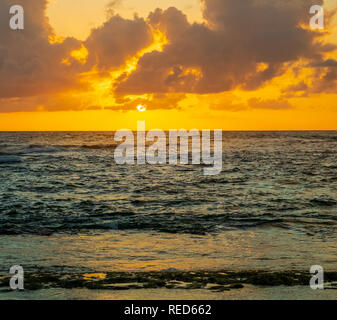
[[137, 105, 146, 112]]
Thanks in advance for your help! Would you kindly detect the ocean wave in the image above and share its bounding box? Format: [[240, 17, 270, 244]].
[[1, 210, 330, 236], [310, 198, 337, 207], [0, 145, 65, 156], [23, 146, 65, 154], [0, 156, 22, 164], [12, 144, 121, 153]]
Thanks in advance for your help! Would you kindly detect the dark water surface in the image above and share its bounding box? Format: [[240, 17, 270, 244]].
[[0, 131, 336, 273]]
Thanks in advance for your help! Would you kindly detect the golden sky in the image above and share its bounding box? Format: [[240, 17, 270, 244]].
[[0, 0, 337, 130], [47, 0, 204, 40]]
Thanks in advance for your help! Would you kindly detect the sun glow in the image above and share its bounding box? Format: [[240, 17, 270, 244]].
[[76, 28, 168, 110], [62, 44, 89, 66], [1, 1, 337, 131], [137, 105, 147, 112]]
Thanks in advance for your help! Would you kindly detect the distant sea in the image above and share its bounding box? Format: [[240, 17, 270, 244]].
[[0, 131, 336, 298]]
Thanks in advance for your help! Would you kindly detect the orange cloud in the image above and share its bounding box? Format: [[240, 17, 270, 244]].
[[0, 0, 336, 122]]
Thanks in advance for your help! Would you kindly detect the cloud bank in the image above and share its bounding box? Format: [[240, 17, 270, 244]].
[[0, 0, 336, 112]]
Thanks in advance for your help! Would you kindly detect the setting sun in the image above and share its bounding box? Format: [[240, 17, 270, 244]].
[[1, 0, 337, 303], [137, 105, 147, 112], [0, 0, 336, 130]]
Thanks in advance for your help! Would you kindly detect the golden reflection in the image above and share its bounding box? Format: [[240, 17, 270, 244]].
[[83, 273, 107, 280]]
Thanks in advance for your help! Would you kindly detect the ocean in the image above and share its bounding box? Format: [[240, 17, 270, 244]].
[[0, 131, 337, 299]]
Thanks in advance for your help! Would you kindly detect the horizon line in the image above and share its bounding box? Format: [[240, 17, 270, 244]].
[[0, 130, 337, 133]]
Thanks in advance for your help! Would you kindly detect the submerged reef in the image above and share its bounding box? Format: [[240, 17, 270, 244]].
[[1, 270, 337, 292]]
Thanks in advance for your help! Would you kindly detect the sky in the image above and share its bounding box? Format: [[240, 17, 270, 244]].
[[0, 0, 337, 130]]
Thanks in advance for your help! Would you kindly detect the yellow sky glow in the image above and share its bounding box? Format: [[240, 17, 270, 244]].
[[0, 0, 336, 131]]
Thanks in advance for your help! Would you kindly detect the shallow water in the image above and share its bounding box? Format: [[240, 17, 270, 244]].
[[2, 286, 337, 301], [0, 131, 336, 275]]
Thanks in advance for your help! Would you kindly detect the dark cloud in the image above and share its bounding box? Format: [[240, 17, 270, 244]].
[[115, 0, 334, 96], [84, 15, 153, 71], [106, 0, 124, 18], [284, 81, 309, 93], [311, 68, 337, 93], [248, 98, 293, 110], [0, 0, 336, 113], [107, 93, 186, 111], [0, 0, 82, 101], [209, 96, 293, 111], [285, 57, 337, 95], [303, 59, 337, 93], [0, 0, 153, 112], [311, 59, 337, 67]]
